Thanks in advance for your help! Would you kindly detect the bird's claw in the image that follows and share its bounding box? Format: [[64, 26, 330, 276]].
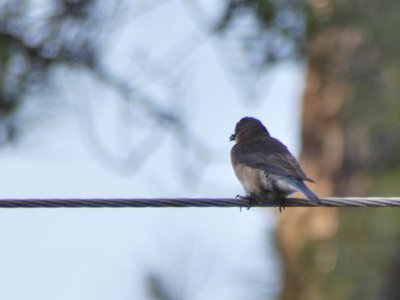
[[278, 197, 286, 212], [235, 194, 256, 211], [236, 193, 292, 212]]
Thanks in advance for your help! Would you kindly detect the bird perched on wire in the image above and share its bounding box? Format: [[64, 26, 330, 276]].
[[230, 117, 320, 208]]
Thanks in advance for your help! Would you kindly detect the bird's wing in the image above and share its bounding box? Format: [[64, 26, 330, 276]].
[[232, 139, 312, 181]]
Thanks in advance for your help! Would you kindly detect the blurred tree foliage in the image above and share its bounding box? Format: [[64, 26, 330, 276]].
[[0, 0, 207, 175], [216, 1, 400, 300], [0, 0, 99, 143], [215, 0, 305, 65], [301, 1, 400, 299]]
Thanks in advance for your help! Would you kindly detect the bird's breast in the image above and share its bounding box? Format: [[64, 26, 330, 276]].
[[232, 162, 267, 195]]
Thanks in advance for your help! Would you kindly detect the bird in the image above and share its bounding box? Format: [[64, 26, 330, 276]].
[[230, 117, 320, 208]]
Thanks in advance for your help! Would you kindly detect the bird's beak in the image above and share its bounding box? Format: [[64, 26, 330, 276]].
[[229, 133, 236, 141]]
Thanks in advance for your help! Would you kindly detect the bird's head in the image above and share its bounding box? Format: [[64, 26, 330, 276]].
[[230, 117, 270, 142]]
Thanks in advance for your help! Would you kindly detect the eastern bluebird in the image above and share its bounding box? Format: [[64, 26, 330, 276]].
[[230, 117, 320, 207]]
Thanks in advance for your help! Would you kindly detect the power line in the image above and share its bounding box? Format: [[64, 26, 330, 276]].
[[0, 197, 398, 208]]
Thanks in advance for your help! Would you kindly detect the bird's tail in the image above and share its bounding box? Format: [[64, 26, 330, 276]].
[[289, 180, 321, 204]]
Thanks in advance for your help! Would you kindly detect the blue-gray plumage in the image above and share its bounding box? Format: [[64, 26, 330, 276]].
[[230, 117, 320, 206]]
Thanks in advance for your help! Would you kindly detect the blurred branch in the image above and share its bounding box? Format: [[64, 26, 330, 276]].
[[183, 0, 305, 99], [0, 0, 212, 178], [85, 60, 211, 169], [131, 29, 209, 90]]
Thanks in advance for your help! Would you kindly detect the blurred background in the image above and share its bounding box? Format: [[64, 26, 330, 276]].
[[0, 0, 399, 299]]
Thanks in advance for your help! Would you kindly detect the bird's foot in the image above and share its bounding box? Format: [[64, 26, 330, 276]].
[[255, 192, 286, 211], [278, 197, 286, 212], [236, 193, 288, 211], [235, 194, 257, 211], [246, 194, 258, 210]]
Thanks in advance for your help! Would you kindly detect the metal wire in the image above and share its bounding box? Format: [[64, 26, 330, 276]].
[[0, 197, 399, 208]]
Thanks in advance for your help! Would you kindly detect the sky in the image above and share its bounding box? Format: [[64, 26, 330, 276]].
[[0, 1, 306, 299]]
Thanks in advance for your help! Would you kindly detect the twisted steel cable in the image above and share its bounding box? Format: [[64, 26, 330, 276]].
[[0, 197, 398, 208]]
